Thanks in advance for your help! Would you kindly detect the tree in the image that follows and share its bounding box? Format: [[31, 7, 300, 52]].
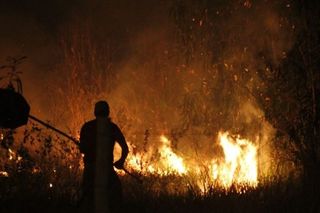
[[254, 0, 320, 202]]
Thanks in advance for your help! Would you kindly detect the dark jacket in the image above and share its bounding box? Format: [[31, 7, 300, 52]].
[[79, 118, 128, 212], [79, 118, 128, 185]]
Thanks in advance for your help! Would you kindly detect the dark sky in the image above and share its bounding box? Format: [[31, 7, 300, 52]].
[[0, 0, 170, 117], [0, 0, 169, 64], [1, 0, 82, 32], [0, 0, 80, 68]]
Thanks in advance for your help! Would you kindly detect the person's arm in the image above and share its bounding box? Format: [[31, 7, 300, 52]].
[[113, 124, 129, 169]]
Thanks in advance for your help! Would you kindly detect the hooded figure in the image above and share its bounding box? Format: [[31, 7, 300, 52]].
[[79, 101, 129, 213]]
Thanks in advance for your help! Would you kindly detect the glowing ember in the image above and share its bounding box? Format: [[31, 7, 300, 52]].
[[7, 148, 23, 163], [0, 171, 9, 177], [32, 167, 40, 174], [8, 148, 14, 160]]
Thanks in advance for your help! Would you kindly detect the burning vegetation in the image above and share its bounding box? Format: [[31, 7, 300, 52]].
[[0, 0, 296, 191], [0, 0, 320, 212], [120, 131, 259, 193]]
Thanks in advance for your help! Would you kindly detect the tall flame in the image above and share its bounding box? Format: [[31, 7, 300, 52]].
[[0, 130, 258, 192], [159, 135, 187, 175], [123, 131, 258, 192], [210, 132, 258, 189]]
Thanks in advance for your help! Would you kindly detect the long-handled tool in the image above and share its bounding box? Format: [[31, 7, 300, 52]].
[[29, 115, 142, 183], [28, 115, 79, 144], [122, 167, 143, 184], [0, 88, 142, 183]]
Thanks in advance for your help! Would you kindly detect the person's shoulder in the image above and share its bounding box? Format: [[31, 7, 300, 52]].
[[81, 119, 96, 130], [110, 121, 118, 128], [109, 121, 122, 131]]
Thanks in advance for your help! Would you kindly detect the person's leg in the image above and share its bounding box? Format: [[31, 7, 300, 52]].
[[109, 172, 123, 213], [79, 188, 94, 213]]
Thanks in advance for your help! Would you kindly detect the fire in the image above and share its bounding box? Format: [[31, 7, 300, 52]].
[[0, 171, 9, 177], [1, 130, 258, 193], [124, 135, 187, 176], [210, 132, 258, 189], [7, 148, 23, 163], [123, 131, 258, 192], [158, 135, 187, 175], [8, 148, 14, 160]]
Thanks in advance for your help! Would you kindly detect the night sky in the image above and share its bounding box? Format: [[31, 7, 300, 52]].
[[0, 0, 169, 117], [0, 0, 167, 64]]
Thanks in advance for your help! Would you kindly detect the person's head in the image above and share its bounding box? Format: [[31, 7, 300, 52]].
[[94, 100, 110, 118]]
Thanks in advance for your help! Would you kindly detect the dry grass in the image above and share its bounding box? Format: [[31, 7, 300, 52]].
[[0, 127, 317, 213]]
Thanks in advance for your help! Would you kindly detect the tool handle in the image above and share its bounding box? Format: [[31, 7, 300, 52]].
[[122, 167, 143, 184], [29, 115, 79, 145], [29, 115, 142, 183]]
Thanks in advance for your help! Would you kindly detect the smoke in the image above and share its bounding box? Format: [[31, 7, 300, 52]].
[[0, 0, 81, 118], [1, 0, 298, 179]]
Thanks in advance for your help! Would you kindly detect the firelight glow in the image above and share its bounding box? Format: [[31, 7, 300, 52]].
[[159, 135, 187, 175], [123, 131, 258, 192], [2, 131, 258, 192], [210, 132, 258, 188]]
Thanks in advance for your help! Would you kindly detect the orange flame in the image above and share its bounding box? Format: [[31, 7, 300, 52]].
[[0, 171, 9, 177], [210, 132, 258, 189], [158, 135, 187, 175], [122, 131, 258, 191]]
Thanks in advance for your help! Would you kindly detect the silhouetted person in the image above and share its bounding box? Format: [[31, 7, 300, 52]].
[[79, 101, 129, 213]]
